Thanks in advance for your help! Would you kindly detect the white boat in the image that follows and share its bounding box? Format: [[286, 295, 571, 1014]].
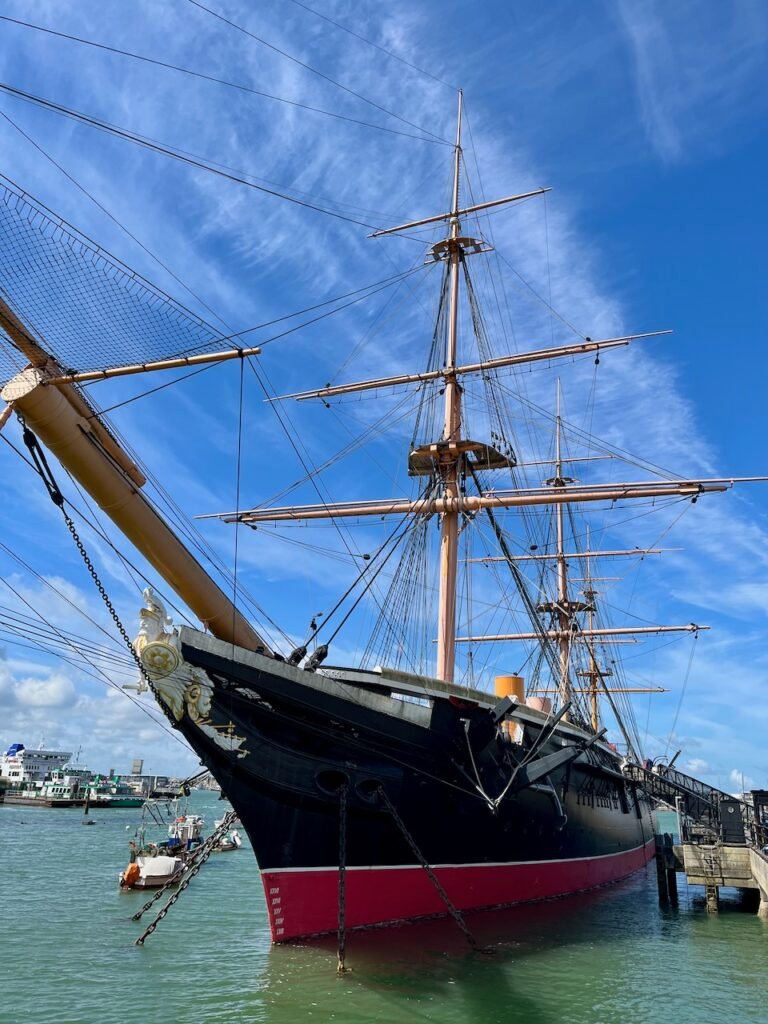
[[119, 811, 204, 889], [120, 851, 186, 890], [213, 828, 242, 852], [166, 813, 205, 852]]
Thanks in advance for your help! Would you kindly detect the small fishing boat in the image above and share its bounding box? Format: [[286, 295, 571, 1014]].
[[165, 813, 205, 853], [213, 827, 243, 852], [119, 809, 204, 889], [120, 849, 186, 890]]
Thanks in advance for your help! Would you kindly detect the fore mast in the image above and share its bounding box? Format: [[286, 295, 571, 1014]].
[[435, 91, 465, 683]]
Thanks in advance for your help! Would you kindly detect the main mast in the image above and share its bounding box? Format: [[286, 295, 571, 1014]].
[[435, 91, 464, 683]]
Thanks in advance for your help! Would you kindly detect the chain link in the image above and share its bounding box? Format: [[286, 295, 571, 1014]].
[[20, 418, 178, 728], [378, 786, 490, 952], [337, 784, 348, 974], [60, 507, 180, 725], [131, 828, 215, 922], [134, 811, 237, 945]]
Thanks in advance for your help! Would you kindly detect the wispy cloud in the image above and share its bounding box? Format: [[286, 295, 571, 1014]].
[[0, 0, 766, 779], [615, 0, 768, 162]]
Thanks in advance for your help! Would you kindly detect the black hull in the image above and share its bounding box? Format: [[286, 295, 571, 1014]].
[[157, 630, 654, 940]]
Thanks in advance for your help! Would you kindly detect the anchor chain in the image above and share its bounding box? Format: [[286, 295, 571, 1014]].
[[131, 826, 218, 923], [337, 784, 349, 974], [378, 786, 490, 952], [131, 865, 185, 922], [19, 419, 176, 726], [134, 811, 237, 945]]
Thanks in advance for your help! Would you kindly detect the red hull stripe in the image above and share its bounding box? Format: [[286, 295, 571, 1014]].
[[262, 838, 656, 941]]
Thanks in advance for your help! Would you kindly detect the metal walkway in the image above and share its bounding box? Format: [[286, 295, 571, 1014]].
[[624, 761, 753, 841]]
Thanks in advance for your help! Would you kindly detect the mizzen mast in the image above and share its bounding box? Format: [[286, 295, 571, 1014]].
[[535, 383, 583, 715]]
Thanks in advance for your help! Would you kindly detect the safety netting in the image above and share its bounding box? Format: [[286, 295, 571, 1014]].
[[0, 172, 225, 388]]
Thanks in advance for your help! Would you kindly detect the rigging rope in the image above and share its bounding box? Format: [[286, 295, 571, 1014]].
[[0, 14, 446, 147], [0, 107, 234, 337], [0, 82, 384, 229], [231, 356, 245, 652], [185, 0, 450, 145], [306, 491, 431, 653], [0, 537, 186, 747], [246, 358, 401, 644], [280, 0, 457, 89], [664, 632, 699, 756]]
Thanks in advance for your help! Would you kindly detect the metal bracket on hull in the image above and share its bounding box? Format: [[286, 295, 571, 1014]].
[[513, 743, 593, 789], [532, 776, 568, 831], [465, 721, 608, 814]]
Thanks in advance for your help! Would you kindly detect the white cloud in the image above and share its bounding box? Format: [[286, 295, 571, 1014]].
[[615, 0, 768, 162], [730, 768, 754, 794], [15, 672, 76, 708]]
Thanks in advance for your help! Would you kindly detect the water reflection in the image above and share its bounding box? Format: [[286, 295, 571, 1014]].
[[257, 864, 767, 1024], [4, 795, 766, 1024]]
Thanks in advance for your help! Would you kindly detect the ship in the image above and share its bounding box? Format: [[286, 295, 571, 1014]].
[[0, 743, 83, 807], [0, 95, 762, 942], [0, 743, 144, 807]]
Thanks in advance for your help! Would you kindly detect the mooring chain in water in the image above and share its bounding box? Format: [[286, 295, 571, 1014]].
[[130, 826, 222, 923], [131, 869, 182, 922], [134, 812, 237, 945], [19, 420, 177, 728], [336, 783, 349, 974], [377, 786, 490, 952]]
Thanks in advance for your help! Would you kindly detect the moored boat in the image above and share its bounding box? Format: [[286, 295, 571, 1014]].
[[86, 778, 145, 809], [213, 827, 243, 852], [120, 852, 186, 890], [142, 619, 655, 939], [120, 810, 204, 889]]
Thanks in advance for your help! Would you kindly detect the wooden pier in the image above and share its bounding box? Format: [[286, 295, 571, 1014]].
[[656, 833, 768, 915], [652, 786, 768, 915]]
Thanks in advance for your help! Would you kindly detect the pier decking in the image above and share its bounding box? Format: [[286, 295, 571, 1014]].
[[642, 764, 768, 914]]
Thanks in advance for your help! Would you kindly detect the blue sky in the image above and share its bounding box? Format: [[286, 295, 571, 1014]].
[[0, 0, 766, 791]]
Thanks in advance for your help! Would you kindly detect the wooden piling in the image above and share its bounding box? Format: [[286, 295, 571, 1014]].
[[655, 833, 679, 906]]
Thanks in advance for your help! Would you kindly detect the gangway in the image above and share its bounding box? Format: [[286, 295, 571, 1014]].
[[623, 761, 754, 842], [631, 766, 768, 915]]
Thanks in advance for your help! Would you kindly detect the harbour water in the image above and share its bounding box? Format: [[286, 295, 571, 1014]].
[[1, 797, 765, 1024]]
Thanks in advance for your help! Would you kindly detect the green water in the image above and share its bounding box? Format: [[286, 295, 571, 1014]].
[[1, 797, 765, 1024]]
